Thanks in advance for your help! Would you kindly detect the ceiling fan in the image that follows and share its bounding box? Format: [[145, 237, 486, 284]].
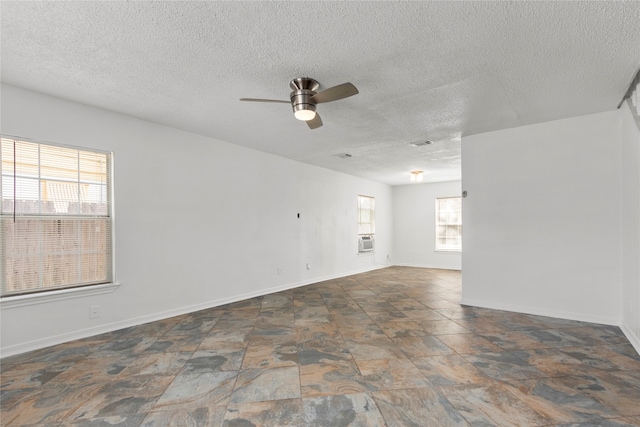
[[240, 77, 359, 129]]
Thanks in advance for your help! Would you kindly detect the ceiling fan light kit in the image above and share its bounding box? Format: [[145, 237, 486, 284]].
[[293, 108, 316, 121], [240, 77, 358, 129]]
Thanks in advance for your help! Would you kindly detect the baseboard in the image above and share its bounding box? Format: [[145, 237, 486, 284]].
[[460, 297, 621, 326], [392, 262, 461, 271], [620, 321, 640, 356], [1, 265, 386, 358]]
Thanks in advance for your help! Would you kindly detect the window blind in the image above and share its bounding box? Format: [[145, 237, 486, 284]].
[[1, 137, 112, 297]]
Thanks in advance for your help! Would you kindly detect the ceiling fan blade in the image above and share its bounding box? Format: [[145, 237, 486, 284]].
[[239, 98, 290, 104], [306, 113, 323, 129], [311, 82, 359, 103]]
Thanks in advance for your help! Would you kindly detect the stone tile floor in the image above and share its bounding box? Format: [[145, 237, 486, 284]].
[[1, 266, 639, 426]]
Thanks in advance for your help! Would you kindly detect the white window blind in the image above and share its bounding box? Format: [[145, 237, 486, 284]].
[[1, 137, 112, 297], [358, 195, 375, 235], [435, 197, 462, 252]]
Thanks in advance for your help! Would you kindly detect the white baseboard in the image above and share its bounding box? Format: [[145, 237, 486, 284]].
[[460, 297, 621, 326], [392, 262, 461, 271], [1, 265, 386, 358], [620, 321, 640, 356]]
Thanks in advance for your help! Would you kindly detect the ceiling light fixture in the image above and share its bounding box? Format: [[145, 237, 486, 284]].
[[293, 106, 317, 121], [410, 170, 424, 182], [240, 77, 358, 130]]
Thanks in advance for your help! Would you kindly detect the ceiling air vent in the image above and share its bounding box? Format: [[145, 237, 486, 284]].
[[409, 140, 432, 147]]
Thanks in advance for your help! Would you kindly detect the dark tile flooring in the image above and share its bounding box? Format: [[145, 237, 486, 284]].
[[2, 266, 640, 426]]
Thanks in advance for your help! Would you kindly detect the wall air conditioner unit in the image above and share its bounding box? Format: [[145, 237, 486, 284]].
[[358, 235, 375, 253]]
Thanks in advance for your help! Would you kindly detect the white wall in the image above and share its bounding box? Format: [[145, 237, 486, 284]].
[[461, 110, 623, 325], [0, 84, 392, 356], [392, 181, 462, 270], [620, 100, 640, 352]]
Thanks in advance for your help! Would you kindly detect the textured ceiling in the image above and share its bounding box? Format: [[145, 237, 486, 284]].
[[2, 1, 639, 185]]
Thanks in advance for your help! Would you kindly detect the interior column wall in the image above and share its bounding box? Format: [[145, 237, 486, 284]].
[[461, 110, 622, 325], [620, 100, 640, 352]]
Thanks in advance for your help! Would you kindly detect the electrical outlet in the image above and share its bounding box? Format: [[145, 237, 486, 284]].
[[277, 267, 282, 275], [386, 254, 391, 262], [306, 263, 311, 270], [89, 305, 100, 319]]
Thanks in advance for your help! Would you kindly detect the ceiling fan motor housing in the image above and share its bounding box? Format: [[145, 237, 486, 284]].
[[291, 89, 317, 116], [290, 78, 320, 116]]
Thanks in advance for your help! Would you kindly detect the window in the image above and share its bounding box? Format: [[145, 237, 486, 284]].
[[357, 195, 375, 235], [357, 195, 375, 253], [435, 197, 461, 252], [1, 137, 112, 297]]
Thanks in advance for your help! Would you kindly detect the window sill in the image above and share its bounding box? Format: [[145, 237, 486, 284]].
[[434, 250, 462, 254], [0, 282, 121, 309]]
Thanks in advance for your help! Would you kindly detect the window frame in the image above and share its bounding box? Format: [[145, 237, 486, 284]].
[[435, 196, 462, 253], [357, 194, 375, 236], [0, 135, 116, 299]]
